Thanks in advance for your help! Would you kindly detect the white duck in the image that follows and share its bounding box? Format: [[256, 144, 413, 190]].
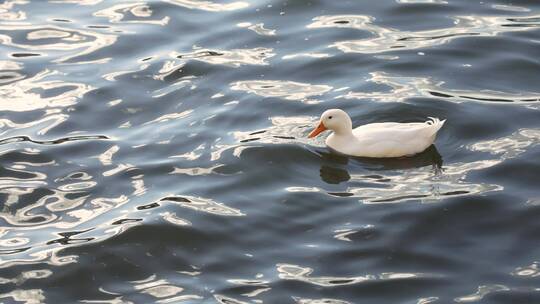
[[308, 109, 445, 158]]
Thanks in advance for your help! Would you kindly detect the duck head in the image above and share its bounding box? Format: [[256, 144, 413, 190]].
[[308, 109, 353, 138]]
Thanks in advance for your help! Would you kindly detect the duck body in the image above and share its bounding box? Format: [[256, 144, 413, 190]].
[[309, 109, 445, 158]]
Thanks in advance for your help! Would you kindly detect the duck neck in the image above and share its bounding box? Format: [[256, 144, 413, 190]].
[[333, 128, 353, 138], [331, 117, 353, 137]]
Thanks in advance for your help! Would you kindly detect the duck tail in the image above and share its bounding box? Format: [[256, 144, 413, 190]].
[[426, 117, 446, 136]]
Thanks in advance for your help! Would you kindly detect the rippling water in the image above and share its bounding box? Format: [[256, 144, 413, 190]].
[[1, 0, 540, 303]]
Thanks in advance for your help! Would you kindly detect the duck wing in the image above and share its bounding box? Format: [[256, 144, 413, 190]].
[[353, 118, 445, 138], [351, 118, 445, 157]]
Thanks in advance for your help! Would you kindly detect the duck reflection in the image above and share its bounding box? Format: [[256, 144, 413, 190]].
[[319, 165, 350, 184], [315, 143, 504, 203], [319, 145, 442, 184]]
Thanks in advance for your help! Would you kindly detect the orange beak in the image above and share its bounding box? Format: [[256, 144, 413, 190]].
[[308, 121, 327, 138]]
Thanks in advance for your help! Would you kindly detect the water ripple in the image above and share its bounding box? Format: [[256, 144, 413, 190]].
[[231, 80, 332, 103], [308, 14, 540, 54], [0, 114, 68, 136], [160, 195, 245, 216], [294, 298, 352, 304], [214, 294, 249, 304], [132, 274, 184, 300], [1, 0, 540, 302], [340, 72, 540, 104], [470, 128, 540, 158], [174, 47, 274, 67], [0, 0, 26, 21], [0, 24, 117, 63], [512, 262, 540, 277], [0, 135, 109, 146], [0, 289, 45, 304], [94, 2, 170, 26], [164, 0, 249, 12], [277, 263, 432, 287], [237, 22, 276, 36], [0, 70, 93, 111], [397, 0, 447, 3], [455, 285, 510, 303], [232, 115, 315, 145], [492, 4, 531, 13]]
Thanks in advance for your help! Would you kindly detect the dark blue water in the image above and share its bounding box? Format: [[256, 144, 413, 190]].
[[1, 0, 540, 303]]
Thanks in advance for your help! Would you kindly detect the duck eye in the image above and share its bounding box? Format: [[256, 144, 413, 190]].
[[328, 116, 333, 119]]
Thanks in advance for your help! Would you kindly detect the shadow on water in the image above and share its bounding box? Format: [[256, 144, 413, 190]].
[[306, 144, 470, 203], [319, 145, 443, 184]]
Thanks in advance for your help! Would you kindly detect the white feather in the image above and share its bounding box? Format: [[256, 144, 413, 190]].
[[312, 109, 446, 158]]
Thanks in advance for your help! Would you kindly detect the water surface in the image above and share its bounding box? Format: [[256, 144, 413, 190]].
[[1, 0, 540, 303]]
